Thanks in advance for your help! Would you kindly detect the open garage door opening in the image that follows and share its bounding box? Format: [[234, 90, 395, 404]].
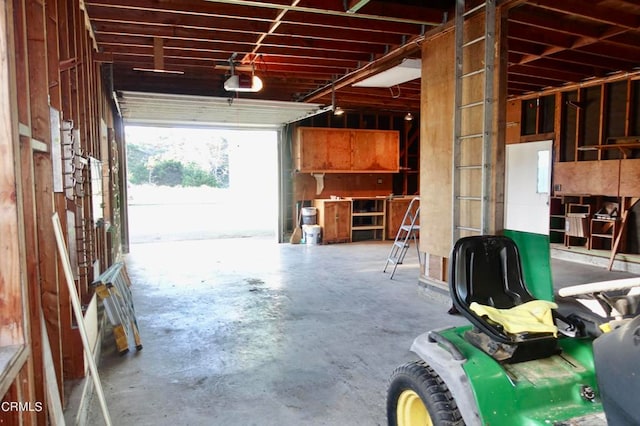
[[125, 126, 278, 244]]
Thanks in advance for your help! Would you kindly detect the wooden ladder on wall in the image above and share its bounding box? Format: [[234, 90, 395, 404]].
[[384, 197, 421, 279], [452, 0, 496, 243]]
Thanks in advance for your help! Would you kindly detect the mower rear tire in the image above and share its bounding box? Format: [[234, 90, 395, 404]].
[[387, 360, 464, 426]]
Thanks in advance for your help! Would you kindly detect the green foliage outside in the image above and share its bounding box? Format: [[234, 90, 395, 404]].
[[182, 163, 218, 187], [151, 160, 184, 187], [125, 129, 229, 188]]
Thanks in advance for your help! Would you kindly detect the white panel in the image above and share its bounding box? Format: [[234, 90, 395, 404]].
[[117, 91, 325, 129], [50, 107, 63, 192], [505, 140, 553, 235]]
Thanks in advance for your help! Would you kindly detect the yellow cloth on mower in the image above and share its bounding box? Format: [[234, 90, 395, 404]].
[[469, 300, 558, 337]]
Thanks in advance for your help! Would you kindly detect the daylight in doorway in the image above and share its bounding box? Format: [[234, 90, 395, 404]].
[[125, 126, 278, 243]]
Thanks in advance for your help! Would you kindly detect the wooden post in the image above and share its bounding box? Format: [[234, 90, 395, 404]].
[[0, 0, 25, 350], [20, 136, 47, 425], [34, 152, 65, 404]]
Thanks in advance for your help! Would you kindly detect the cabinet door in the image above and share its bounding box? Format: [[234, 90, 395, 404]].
[[296, 127, 399, 173], [323, 201, 351, 243], [351, 130, 399, 172], [386, 199, 412, 239], [296, 128, 351, 172]]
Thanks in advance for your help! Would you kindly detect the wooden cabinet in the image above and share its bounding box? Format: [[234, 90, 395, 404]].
[[296, 128, 352, 172], [351, 197, 386, 241], [350, 130, 399, 172], [295, 127, 399, 173], [313, 199, 352, 244], [386, 197, 418, 240]]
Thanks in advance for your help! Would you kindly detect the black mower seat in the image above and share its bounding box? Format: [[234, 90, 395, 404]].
[[449, 236, 559, 362]]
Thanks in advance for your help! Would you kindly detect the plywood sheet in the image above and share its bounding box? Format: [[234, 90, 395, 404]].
[[296, 127, 352, 172], [506, 100, 521, 144], [554, 160, 620, 196], [420, 29, 455, 257], [619, 158, 640, 197], [461, 105, 483, 137], [351, 130, 399, 172]]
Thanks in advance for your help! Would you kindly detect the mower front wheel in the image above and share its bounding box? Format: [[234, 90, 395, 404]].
[[387, 360, 464, 426]]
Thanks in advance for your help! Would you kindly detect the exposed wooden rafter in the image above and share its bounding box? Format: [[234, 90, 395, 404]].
[[82, 0, 640, 110]]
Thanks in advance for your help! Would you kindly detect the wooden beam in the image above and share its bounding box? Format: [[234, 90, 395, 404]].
[[86, 0, 444, 28], [153, 37, 164, 71], [0, 0, 25, 348], [346, 0, 370, 13], [527, 0, 640, 29], [46, 0, 62, 110], [26, 0, 51, 144], [20, 135, 46, 425], [33, 152, 64, 404], [608, 206, 631, 270], [300, 31, 427, 103], [13, 0, 30, 125]]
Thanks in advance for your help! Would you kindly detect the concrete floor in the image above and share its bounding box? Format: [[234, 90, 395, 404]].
[[84, 237, 638, 426]]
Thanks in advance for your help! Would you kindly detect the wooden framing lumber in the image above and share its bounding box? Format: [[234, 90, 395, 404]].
[[20, 135, 47, 422], [53, 213, 112, 426], [34, 152, 64, 403]]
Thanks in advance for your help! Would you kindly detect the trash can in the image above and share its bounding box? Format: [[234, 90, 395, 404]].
[[301, 207, 317, 225]]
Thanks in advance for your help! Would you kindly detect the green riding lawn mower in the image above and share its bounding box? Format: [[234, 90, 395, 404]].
[[387, 235, 640, 426]]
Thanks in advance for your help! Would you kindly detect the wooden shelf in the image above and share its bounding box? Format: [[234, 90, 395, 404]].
[[577, 138, 640, 159], [548, 197, 566, 244], [352, 212, 385, 217], [352, 225, 385, 231], [351, 197, 386, 241], [589, 217, 620, 250]]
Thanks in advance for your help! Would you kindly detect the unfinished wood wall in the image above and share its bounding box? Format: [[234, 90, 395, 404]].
[[419, 28, 454, 261], [419, 8, 507, 285], [0, 0, 125, 422], [505, 76, 640, 196]]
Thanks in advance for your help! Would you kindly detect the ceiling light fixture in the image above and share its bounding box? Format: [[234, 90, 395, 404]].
[[404, 112, 413, 121], [330, 82, 344, 116], [353, 58, 421, 88]]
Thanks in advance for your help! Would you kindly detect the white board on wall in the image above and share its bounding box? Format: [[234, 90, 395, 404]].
[[505, 140, 553, 235]]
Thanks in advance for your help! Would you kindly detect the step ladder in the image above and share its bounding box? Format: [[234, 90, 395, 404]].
[[384, 197, 420, 279], [93, 262, 143, 354], [452, 0, 496, 243]]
